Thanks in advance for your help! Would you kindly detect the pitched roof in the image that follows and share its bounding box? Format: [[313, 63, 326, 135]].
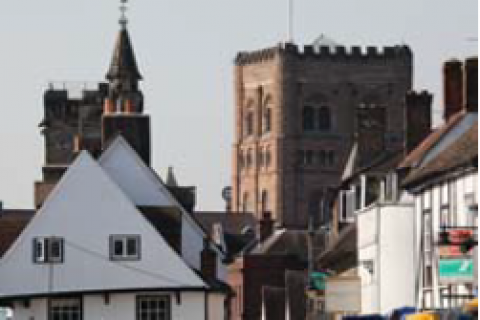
[[106, 28, 142, 81], [192, 211, 256, 235], [403, 122, 478, 188], [399, 111, 466, 169], [0, 210, 34, 257], [251, 229, 325, 263], [316, 223, 357, 273]]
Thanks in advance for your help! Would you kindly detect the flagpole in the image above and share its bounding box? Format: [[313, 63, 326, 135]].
[[288, 0, 294, 43]]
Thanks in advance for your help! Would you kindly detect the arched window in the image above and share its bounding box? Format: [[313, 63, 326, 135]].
[[246, 149, 253, 168], [245, 111, 254, 136], [303, 106, 315, 131], [261, 190, 269, 213], [265, 148, 272, 167], [242, 192, 250, 213], [238, 152, 245, 169], [264, 108, 272, 133], [258, 149, 264, 167], [318, 106, 331, 131]]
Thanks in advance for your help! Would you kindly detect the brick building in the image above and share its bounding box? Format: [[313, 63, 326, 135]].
[[231, 41, 413, 229]]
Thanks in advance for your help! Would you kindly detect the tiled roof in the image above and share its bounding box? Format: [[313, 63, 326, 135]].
[[0, 210, 34, 257], [399, 111, 466, 169], [316, 223, 357, 273], [403, 122, 478, 188], [193, 211, 256, 235], [252, 229, 325, 262]]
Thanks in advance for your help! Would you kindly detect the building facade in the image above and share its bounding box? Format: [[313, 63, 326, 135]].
[[232, 42, 413, 228]]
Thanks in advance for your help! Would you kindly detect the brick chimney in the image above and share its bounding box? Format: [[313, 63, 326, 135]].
[[405, 91, 432, 153], [200, 238, 217, 281], [464, 57, 478, 113], [258, 211, 274, 242], [443, 59, 464, 121], [355, 105, 386, 167]]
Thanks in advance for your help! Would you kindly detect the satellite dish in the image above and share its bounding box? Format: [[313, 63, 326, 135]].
[[222, 186, 232, 202]]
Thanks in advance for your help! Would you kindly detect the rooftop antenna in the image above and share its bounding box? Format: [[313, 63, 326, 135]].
[[119, 0, 128, 29], [288, 0, 294, 43]]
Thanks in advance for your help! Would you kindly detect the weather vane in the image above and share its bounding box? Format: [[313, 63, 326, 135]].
[[119, 0, 128, 28]]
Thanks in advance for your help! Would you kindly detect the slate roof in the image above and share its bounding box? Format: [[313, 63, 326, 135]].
[[252, 229, 326, 263], [403, 122, 478, 188], [193, 211, 256, 235], [106, 28, 142, 81], [193, 211, 257, 259], [399, 111, 466, 169], [316, 223, 357, 273], [0, 210, 34, 257]]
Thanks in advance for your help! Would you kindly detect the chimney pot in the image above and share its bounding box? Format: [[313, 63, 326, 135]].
[[259, 211, 274, 242], [464, 57, 478, 113], [200, 239, 217, 280], [443, 59, 464, 121]]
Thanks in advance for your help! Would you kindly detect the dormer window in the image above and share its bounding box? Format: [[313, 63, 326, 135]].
[[110, 235, 141, 261], [33, 237, 64, 264]]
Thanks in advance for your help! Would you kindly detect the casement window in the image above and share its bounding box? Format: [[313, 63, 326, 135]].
[[49, 297, 82, 320], [33, 237, 64, 264], [317, 106, 332, 131], [110, 235, 141, 261], [136, 295, 171, 320], [303, 106, 315, 131]]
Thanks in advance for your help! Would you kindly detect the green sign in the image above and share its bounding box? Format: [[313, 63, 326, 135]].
[[439, 258, 474, 284]]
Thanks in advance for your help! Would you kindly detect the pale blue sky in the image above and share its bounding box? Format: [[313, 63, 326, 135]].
[[0, 0, 477, 210]]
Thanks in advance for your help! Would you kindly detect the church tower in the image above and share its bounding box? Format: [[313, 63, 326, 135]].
[[35, 1, 150, 207], [232, 42, 413, 229], [101, 3, 151, 166]]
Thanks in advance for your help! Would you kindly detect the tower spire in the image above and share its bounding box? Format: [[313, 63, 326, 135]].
[[104, 0, 143, 114]]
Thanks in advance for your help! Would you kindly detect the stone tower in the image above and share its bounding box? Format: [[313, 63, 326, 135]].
[[35, 9, 150, 207], [232, 42, 413, 229]]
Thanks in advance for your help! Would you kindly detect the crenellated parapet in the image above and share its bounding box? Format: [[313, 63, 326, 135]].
[[235, 42, 412, 66]]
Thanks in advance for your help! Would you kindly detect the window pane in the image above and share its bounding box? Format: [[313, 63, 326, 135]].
[[127, 238, 138, 257], [318, 106, 331, 131], [303, 106, 315, 131], [114, 240, 124, 256]]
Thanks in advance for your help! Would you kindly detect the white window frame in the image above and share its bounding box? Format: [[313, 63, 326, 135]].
[[110, 235, 141, 261], [49, 297, 82, 320], [136, 295, 171, 320], [33, 237, 64, 264]]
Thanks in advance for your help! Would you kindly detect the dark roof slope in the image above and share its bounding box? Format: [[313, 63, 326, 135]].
[[252, 230, 325, 263], [106, 28, 142, 81], [399, 111, 466, 169], [403, 122, 478, 188], [193, 211, 256, 235], [0, 210, 34, 257]]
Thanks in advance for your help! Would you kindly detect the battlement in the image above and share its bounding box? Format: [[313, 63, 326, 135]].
[[405, 90, 433, 107], [44, 81, 108, 103], [235, 43, 412, 66]]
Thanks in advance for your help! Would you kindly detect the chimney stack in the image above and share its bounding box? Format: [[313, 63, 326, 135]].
[[258, 211, 274, 242], [443, 59, 464, 121], [355, 105, 386, 167], [464, 57, 478, 113], [405, 91, 432, 153], [200, 238, 217, 281]]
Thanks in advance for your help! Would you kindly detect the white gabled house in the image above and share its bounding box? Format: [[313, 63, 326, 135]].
[[0, 138, 229, 320]]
